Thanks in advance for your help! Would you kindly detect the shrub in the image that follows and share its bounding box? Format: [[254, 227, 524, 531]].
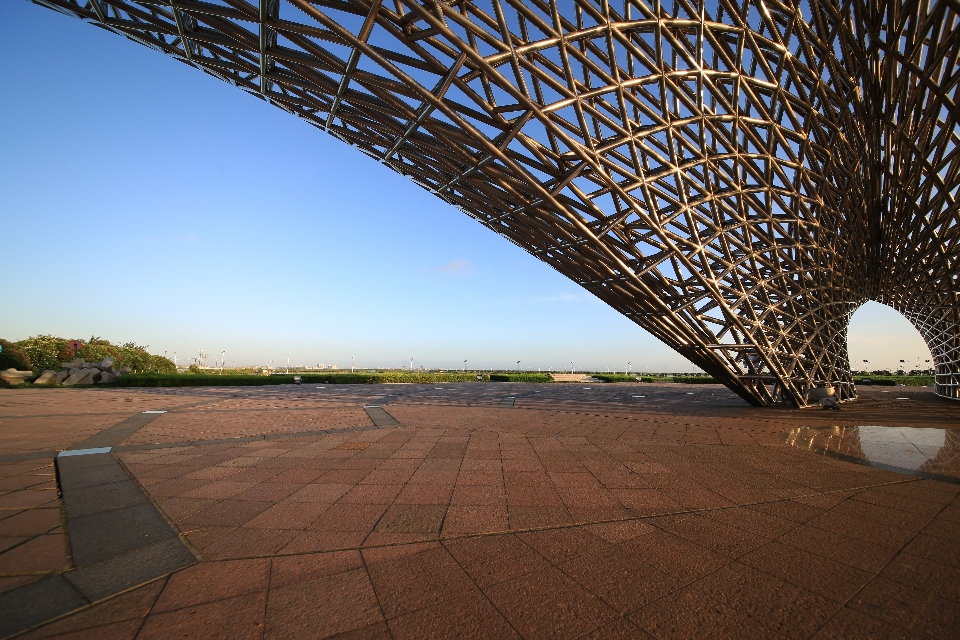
[[854, 376, 932, 387], [0, 340, 32, 371], [73, 337, 175, 374], [592, 374, 643, 383], [11, 335, 175, 374], [14, 335, 67, 372], [672, 376, 721, 384], [115, 372, 494, 387], [490, 373, 552, 383]]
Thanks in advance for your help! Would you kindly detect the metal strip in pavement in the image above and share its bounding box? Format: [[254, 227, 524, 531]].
[[498, 396, 516, 407], [114, 423, 390, 452], [0, 409, 199, 638], [66, 411, 169, 451], [57, 448, 112, 458], [0, 451, 195, 637], [1, 400, 403, 634], [364, 405, 401, 428], [7, 406, 405, 463], [366, 394, 399, 406]]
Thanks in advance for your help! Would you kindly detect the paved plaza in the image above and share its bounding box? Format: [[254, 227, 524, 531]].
[[0, 382, 958, 638]]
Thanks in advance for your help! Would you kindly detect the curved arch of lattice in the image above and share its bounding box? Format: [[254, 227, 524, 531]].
[[33, 0, 960, 406]]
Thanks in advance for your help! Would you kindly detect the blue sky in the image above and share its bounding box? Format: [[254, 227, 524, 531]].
[[1, 2, 932, 372]]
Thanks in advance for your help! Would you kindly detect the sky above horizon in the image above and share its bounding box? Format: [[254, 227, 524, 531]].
[[1, 3, 934, 373]]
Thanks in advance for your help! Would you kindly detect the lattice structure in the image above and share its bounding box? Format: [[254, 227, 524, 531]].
[[33, 0, 960, 406]]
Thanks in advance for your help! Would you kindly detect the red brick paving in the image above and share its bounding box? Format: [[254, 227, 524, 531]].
[[2, 383, 959, 638], [0, 458, 66, 595]]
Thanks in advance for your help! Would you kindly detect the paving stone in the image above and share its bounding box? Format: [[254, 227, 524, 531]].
[[63, 479, 150, 519], [65, 538, 195, 602], [1, 384, 958, 637], [68, 503, 177, 567], [0, 575, 87, 637]]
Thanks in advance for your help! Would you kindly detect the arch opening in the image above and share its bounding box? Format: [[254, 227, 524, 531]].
[[847, 301, 960, 400], [847, 302, 934, 376]]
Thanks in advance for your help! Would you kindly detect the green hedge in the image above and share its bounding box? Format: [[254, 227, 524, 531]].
[[115, 372, 492, 387], [589, 374, 671, 383], [672, 376, 721, 384], [854, 376, 933, 387], [591, 374, 641, 383], [489, 373, 553, 383]]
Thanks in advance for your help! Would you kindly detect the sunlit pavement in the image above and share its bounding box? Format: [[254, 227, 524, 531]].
[[0, 383, 958, 638]]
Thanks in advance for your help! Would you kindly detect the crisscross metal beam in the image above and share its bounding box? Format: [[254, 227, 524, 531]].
[[33, 0, 960, 406]]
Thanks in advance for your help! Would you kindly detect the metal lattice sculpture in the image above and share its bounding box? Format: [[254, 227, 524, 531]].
[[33, 0, 960, 406]]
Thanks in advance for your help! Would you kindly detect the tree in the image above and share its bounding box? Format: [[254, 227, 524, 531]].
[[0, 340, 32, 371]]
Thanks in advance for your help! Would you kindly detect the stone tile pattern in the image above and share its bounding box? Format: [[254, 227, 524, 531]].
[[120, 405, 373, 446], [0, 459, 65, 596], [18, 480, 960, 639], [0, 391, 215, 455], [1, 383, 959, 638]]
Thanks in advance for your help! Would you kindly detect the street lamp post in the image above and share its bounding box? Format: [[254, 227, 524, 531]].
[[463, 360, 467, 372], [351, 356, 355, 373], [221, 351, 225, 376], [287, 354, 290, 374], [570, 361, 574, 374], [517, 360, 520, 372], [410, 357, 414, 371], [627, 361, 632, 375]]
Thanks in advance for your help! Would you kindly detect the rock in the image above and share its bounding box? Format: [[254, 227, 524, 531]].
[[54, 371, 69, 384], [68, 367, 82, 377], [808, 386, 836, 402], [99, 357, 114, 370], [119, 366, 132, 375], [98, 371, 117, 384], [0, 369, 34, 386], [62, 370, 92, 386], [820, 397, 841, 410], [79, 370, 100, 385], [108, 367, 117, 374], [33, 370, 58, 385]]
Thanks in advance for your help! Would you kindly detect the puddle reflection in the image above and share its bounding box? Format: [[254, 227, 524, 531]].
[[783, 426, 960, 481]]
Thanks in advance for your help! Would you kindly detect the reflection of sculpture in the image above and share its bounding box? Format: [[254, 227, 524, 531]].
[[784, 426, 864, 459], [35, 0, 960, 406], [785, 426, 960, 480], [921, 429, 960, 477]]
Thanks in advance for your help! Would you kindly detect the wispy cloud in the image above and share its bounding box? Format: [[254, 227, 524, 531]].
[[437, 259, 473, 275]]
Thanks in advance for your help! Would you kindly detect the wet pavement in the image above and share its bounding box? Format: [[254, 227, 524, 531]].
[[782, 425, 960, 481], [0, 382, 958, 638]]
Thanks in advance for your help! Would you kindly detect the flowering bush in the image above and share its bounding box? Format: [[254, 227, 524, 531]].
[[12, 335, 175, 374], [13, 335, 66, 372]]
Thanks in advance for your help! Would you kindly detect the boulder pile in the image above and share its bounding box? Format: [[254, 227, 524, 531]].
[[33, 358, 133, 386]]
